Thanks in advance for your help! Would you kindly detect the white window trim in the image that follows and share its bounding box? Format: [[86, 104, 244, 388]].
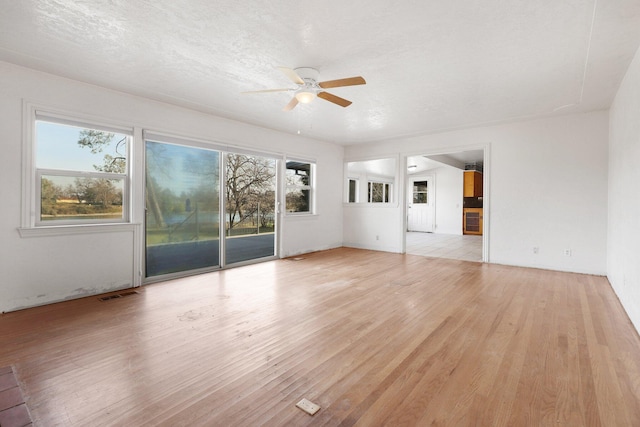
[[143, 129, 284, 160], [347, 177, 360, 203], [20, 101, 134, 234]]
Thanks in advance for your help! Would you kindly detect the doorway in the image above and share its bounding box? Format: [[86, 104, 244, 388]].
[[405, 149, 486, 262]]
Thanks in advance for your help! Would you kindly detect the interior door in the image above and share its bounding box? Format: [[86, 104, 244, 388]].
[[408, 178, 434, 232]]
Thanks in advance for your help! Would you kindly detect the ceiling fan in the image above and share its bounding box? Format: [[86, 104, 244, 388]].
[[243, 67, 366, 111]]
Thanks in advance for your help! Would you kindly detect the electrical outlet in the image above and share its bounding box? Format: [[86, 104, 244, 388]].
[[376, 235, 379, 241], [563, 249, 572, 256], [533, 247, 539, 254]]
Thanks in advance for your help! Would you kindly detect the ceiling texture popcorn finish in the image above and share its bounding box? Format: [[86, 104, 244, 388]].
[[1, 0, 639, 144]]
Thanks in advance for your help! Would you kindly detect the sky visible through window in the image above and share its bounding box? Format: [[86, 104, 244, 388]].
[[36, 121, 218, 196], [36, 121, 127, 172], [146, 140, 219, 196]]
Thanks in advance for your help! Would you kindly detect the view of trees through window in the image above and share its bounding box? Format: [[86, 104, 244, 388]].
[[144, 141, 278, 276], [36, 121, 129, 222], [225, 153, 276, 235], [144, 147, 278, 246], [34, 115, 300, 275], [144, 141, 220, 275], [144, 141, 220, 245], [368, 181, 391, 203], [40, 175, 124, 218], [285, 161, 313, 213]]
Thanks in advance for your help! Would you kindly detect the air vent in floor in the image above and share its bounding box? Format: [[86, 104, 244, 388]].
[[98, 291, 138, 301]]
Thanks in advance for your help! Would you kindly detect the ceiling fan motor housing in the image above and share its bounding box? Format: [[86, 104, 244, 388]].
[[294, 67, 320, 87]]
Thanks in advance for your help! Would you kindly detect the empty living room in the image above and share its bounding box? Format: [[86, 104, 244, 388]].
[[2, 1, 640, 426]]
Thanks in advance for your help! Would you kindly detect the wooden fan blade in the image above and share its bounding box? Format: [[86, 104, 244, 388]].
[[277, 66, 304, 85], [283, 97, 299, 111], [241, 88, 291, 94], [317, 91, 352, 107], [318, 76, 366, 89]]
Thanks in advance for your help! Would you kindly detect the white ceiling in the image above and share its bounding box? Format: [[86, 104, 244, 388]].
[[408, 150, 485, 174], [1, 0, 640, 145]]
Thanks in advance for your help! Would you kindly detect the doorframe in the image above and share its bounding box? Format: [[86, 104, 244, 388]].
[[407, 174, 436, 233], [401, 143, 490, 263]]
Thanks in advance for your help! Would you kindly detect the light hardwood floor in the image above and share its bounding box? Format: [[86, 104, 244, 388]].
[[1, 248, 640, 426]]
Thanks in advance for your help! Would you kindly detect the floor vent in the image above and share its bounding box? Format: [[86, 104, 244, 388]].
[[98, 291, 138, 302], [296, 398, 320, 416]]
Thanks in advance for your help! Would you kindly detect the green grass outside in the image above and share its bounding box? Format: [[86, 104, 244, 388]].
[[146, 225, 274, 245]]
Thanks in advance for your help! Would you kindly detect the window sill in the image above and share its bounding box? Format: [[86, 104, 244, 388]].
[[18, 223, 140, 238], [284, 213, 319, 219], [343, 202, 399, 208]]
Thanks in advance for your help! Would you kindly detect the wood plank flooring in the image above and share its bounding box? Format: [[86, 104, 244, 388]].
[[1, 248, 640, 426]]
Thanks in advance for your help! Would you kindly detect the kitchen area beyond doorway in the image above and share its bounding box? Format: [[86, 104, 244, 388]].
[[406, 150, 485, 262], [463, 162, 483, 236]]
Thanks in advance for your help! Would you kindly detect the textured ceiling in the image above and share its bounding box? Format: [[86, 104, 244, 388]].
[[1, 0, 640, 145]]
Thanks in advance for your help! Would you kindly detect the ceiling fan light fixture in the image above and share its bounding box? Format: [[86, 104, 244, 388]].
[[245, 66, 366, 111], [295, 89, 317, 104]]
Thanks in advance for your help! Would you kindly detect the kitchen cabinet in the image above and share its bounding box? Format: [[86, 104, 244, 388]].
[[463, 208, 483, 235], [464, 171, 483, 197]]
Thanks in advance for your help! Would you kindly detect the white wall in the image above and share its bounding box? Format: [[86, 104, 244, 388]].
[[608, 45, 640, 331], [0, 61, 344, 312], [343, 205, 403, 252], [344, 111, 609, 275], [343, 156, 402, 251]]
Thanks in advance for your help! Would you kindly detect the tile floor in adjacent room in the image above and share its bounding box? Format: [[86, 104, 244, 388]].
[[406, 231, 482, 262], [0, 366, 32, 427]]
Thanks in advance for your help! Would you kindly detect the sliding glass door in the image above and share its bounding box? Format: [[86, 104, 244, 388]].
[[224, 153, 277, 264], [145, 141, 220, 277], [144, 140, 278, 278]]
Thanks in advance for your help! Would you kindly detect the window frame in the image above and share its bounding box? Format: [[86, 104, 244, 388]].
[[21, 103, 133, 231], [367, 180, 393, 203], [35, 169, 129, 226], [284, 159, 315, 215], [411, 180, 429, 204], [348, 178, 359, 203], [343, 157, 399, 206]]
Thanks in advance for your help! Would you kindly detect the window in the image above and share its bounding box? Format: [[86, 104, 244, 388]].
[[348, 178, 359, 203], [412, 180, 428, 203], [285, 160, 314, 213], [34, 115, 131, 225], [345, 158, 397, 204], [368, 181, 392, 203]]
